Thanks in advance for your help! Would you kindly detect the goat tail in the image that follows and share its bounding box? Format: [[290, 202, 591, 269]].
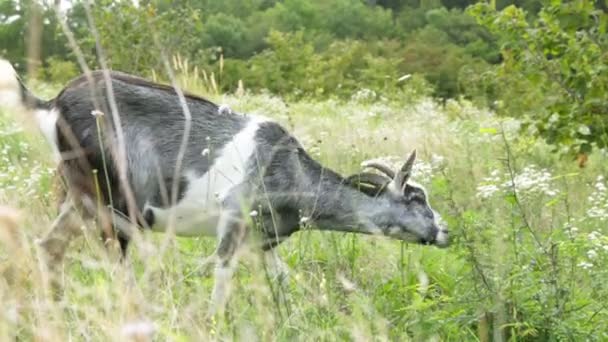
[[0, 59, 48, 111]]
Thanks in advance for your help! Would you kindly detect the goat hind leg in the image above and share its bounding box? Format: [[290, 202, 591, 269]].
[[37, 200, 83, 292]]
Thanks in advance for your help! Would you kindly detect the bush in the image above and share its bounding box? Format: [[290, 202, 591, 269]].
[[200, 13, 248, 58], [43, 57, 79, 84]]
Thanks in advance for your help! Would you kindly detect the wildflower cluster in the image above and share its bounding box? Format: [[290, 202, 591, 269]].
[[576, 230, 608, 270], [587, 175, 608, 221], [351, 88, 377, 103], [0, 140, 54, 201], [363, 154, 446, 184], [476, 165, 558, 199]]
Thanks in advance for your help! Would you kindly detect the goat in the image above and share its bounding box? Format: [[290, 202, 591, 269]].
[[0, 59, 449, 314]]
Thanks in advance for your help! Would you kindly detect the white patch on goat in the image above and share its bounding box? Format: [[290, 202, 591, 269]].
[[409, 180, 446, 230], [147, 116, 269, 236], [34, 108, 60, 163]]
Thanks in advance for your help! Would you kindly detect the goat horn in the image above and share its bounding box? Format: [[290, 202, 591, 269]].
[[361, 160, 395, 179], [393, 149, 417, 191], [346, 172, 391, 193]]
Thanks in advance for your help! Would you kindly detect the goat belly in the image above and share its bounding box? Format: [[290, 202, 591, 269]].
[[140, 116, 271, 237], [145, 203, 222, 237]]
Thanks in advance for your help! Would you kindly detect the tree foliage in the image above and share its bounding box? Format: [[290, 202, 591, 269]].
[[470, 0, 608, 155], [3, 0, 603, 153], [0, 0, 499, 100]]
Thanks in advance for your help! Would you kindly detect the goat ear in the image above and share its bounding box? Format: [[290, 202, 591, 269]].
[[401, 149, 417, 175]]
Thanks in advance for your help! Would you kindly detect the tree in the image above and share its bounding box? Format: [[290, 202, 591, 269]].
[[0, 0, 72, 75], [470, 1, 608, 156]]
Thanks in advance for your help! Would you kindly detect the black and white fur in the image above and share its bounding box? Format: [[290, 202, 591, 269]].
[[0, 59, 449, 313]]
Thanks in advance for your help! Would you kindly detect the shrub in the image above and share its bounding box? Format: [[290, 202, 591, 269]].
[[43, 57, 79, 84]]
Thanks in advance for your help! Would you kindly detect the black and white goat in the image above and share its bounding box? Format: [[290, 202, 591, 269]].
[[0, 59, 448, 312]]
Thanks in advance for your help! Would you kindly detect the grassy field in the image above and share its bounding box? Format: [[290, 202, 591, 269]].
[[0, 79, 607, 341]]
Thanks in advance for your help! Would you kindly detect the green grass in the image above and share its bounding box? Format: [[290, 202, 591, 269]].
[[0, 81, 607, 341]]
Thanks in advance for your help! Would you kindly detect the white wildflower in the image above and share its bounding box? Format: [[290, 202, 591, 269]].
[[587, 249, 598, 259], [249, 210, 258, 217], [476, 184, 500, 199], [587, 175, 608, 221], [121, 320, 156, 340], [476, 166, 559, 199], [299, 216, 310, 224], [412, 160, 434, 184], [578, 124, 591, 135], [578, 261, 593, 270], [548, 113, 559, 124], [351, 88, 377, 102], [476, 169, 503, 198], [587, 231, 604, 247], [507, 166, 557, 196], [218, 104, 232, 115], [363, 155, 439, 184], [431, 154, 445, 168], [91, 110, 104, 117], [201, 148, 210, 156], [337, 273, 357, 293]]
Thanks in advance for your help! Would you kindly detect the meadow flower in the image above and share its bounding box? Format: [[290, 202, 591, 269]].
[[412, 159, 434, 184], [587, 175, 608, 221], [476, 166, 559, 198], [351, 88, 377, 102], [578, 261, 593, 270], [507, 166, 557, 196], [91, 110, 104, 117], [121, 320, 156, 340], [431, 154, 446, 168], [361, 155, 441, 184], [338, 273, 357, 293], [476, 184, 500, 199], [218, 104, 232, 115], [565, 224, 579, 235], [587, 231, 603, 245], [476, 169, 502, 198]]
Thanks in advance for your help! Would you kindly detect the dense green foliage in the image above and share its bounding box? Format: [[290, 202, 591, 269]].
[[470, 0, 608, 156], [1, 0, 501, 99], [8, 1, 604, 155]]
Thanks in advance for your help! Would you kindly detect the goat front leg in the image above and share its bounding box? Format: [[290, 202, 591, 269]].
[[258, 211, 295, 283], [209, 209, 247, 317], [263, 248, 292, 310]]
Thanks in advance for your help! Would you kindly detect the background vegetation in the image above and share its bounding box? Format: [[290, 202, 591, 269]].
[[0, 0, 607, 340]]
